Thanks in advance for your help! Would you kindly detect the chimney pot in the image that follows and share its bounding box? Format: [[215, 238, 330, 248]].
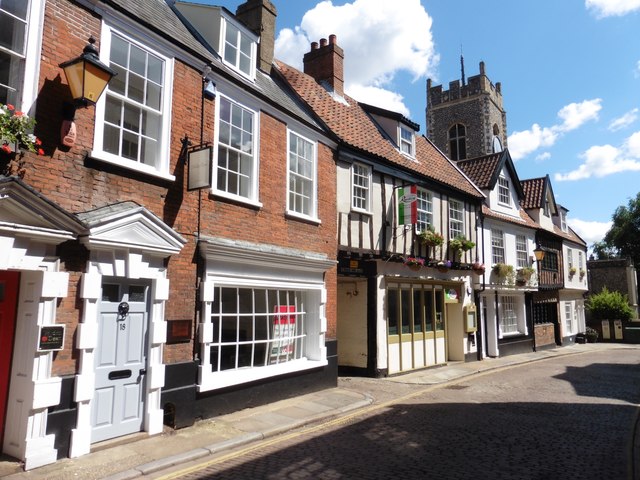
[[311, 41, 318, 51], [329, 34, 337, 45], [320, 38, 328, 47], [303, 34, 344, 97]]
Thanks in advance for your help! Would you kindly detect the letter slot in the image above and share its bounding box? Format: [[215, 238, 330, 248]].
[[108, 369, 132, 380]]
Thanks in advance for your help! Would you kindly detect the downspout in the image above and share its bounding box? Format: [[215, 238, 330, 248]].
[[475, 210, 487, 360]]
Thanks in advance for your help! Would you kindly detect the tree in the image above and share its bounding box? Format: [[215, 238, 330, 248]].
[[602, 192, 640, 266], [590, 240, 618, 260]]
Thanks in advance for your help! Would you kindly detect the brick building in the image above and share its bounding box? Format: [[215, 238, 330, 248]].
[[1, 0, 336, 469]]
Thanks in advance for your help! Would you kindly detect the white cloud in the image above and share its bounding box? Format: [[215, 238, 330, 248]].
[[586, 0, 640, 17], [556, 99, 602, 132], [568, 218, 612, 246], [608, 108, 639, 131], [554, 130, 640, 181], [508, 99, 602, 160], [535, 152, 551, 162], [274, 0, 438, 117]]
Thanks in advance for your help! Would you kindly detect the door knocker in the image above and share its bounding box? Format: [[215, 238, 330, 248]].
[[117, 302, 130, 320]]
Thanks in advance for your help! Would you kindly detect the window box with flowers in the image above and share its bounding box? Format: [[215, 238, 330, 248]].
[[404, 256, 425, 271], [516, 266, 536, 286], [579, 268, 586, 279], [472, 262, 486, 275], [569, 266, 577, 277], [493, 263, 515, 284], [449, 234, 475, 259]]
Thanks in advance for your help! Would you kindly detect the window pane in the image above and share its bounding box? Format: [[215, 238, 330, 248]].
[[105, 96, 122, 126], [147, 55, 163, 84], [122, 130, 139, 160], [103, 124, 121, 155], [413, 289, 423, 333], [128, 72, 145, 103], [146, 81, 161, 110], [110, 36, 129, 68], [401, 289, 411, 334], [1, 0, 28, 19], [129, 44, 146, 76], [388, 289, 398, 335], [141, 137, 157, 166], [0, 11, 26, 54], [123, 103, 140, 132]]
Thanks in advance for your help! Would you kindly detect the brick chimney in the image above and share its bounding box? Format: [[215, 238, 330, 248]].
[[303, 34, 344, 97], [235, 0, 277, 73]]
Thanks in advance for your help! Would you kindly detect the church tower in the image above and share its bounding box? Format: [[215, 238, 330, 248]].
[[426, 60, 507, 160]]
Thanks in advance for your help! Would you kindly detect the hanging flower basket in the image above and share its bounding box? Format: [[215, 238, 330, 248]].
[[437, 260, 452, 273], [404, 257, 425, 271], [472, 262, 485, 275], [418, 226, 444, 247]]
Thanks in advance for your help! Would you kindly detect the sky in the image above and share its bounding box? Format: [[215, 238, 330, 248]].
[[198, 0, 640, 248]]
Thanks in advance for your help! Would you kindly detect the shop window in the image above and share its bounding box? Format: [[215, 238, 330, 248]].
[[209, 287, 307, 372], [500, 295, 518, 334]]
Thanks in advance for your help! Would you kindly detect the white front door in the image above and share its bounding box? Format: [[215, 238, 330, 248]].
[[91, 280, 149, 443]]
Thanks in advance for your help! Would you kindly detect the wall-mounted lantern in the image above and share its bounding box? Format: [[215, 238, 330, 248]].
[[59, 36, 117, 146]]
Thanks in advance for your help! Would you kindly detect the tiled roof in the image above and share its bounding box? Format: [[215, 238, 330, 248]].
[[521, 177, 546, 209], [109, 0, 214, 59], [274, 61, 483, 199], [481, 204, 538, 229], [456, 153, 502, 189], [552, 225, 587, 247]]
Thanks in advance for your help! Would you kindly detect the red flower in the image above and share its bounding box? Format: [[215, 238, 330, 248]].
[[15, 111, 23, 116], [1, 143, 11, 154], [35, 138, 42, 146], [37, 148, 44, 156], [6, 104, 14, 111]]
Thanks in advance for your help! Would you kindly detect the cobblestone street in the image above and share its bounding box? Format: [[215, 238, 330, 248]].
[[156, 347, 640, 480]]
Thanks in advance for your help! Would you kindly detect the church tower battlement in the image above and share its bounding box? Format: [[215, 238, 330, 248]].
[[426, 61, 507, 160]]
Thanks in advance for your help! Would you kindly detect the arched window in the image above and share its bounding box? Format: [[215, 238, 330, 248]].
[[448, 124, 466, 160], [492, 124, 503, 153]]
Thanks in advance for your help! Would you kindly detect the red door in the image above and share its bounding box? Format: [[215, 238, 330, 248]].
[[0, 271, 19, 445]]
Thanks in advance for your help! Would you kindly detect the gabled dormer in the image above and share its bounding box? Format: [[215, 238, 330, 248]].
[[360, 103, 420, 158], [521, 175, 558, 231], [456, 149, 524, 218], [555, 205, 569, 233], [175, 2, 259, 80]]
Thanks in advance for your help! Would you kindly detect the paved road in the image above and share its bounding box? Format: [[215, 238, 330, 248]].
[[154, 347, 640, 479]]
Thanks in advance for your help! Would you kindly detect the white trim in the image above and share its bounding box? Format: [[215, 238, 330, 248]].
[[286, 129, 319, 221], [21, 0, 45, 113], [351, 162, 372, 214], [93, 23, 174, 178], [212, 93, 261, 203], [219, 13, 257, 81]]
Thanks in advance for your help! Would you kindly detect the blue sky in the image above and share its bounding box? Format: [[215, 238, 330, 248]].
[[201, 0, 640, 247]]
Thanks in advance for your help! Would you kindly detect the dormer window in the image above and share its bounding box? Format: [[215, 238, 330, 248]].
[[498, 176, 510, 205], [222, 20, 255, 78], [399, 125, 415, 156]]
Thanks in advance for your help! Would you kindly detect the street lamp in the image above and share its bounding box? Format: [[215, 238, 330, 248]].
[[533, 246, 545, 263], [59, 37, 117, 146]]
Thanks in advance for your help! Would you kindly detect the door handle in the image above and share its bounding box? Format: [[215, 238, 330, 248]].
[[139, 368, 147, 376], [108, 369, 132, 380]]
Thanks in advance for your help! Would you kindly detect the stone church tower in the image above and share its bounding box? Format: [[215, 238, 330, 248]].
[[426, 61, 507, 160]]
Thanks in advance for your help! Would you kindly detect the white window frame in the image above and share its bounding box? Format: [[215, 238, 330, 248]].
[[212, 93, 261, 206], [499, 295, 519, 335], [351, 162, 372, 213], [287, 130, 318, 222], [0, 0, 44, 111], [498, 176, 510, 205], [564, 302, 573, 334], [417, 188, 433, 233], [561, 211, 567, 232], [579, 251, 584, 271], [516, 234, 528, 268], [449, 199, 464, 238], [568, 249, 574, 269], [399, 124, 415, 157], [93, 24, 174, 180], [220, 16, 256, 80], [492, 229, 505, 265]]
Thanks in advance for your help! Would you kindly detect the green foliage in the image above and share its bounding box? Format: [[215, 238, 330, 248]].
[[603, 192, 640, 266], [449, 234, 475, 252], [586, 287, 634, 321], [418, 225, 444, 247], [590, 240, 618, 260]]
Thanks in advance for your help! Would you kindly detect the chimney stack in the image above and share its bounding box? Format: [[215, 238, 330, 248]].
[[236, 0, 277, 73], [303, 34, 344, 97]]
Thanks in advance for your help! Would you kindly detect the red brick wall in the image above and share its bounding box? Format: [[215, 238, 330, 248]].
[[30, 0, 337, 374]]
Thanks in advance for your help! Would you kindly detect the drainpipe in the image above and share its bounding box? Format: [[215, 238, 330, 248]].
[[475, 211, 487, 360]]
